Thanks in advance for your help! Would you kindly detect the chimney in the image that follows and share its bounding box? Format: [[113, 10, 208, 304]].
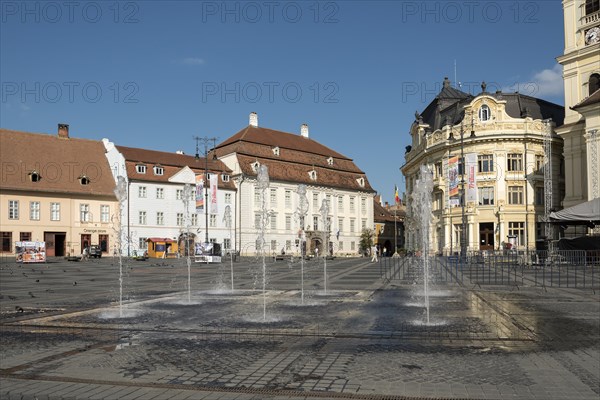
[[249, 112, 258, 127], [58, 123, 69, 139], [300, 123, 309, 138]]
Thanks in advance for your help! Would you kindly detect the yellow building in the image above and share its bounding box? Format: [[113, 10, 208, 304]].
[[556, 0, 600, 207], [402, 79, 564, 254], [0, 125, 119, 257]]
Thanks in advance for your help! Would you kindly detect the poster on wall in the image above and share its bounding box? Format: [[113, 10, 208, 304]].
[[16, 241, 46, 263]]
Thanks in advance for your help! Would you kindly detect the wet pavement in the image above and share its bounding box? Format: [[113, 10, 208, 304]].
[[0, 256, 598, 399]]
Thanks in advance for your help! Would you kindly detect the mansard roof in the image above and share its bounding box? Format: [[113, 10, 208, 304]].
[[0, 128, 116, 197], [216, 124, 374, 192]]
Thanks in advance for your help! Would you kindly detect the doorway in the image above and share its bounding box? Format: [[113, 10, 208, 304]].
[[81, 234, 91, 253], [479, 223, 494, 251], [44, 232, 66, 257], [99, 234, 109, 253]]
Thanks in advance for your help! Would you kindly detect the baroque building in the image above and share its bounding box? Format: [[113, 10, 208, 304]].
[[214, 113, 376, 257], [0, 125, 118, 257], [556, 0, 600, 206], [402, 79, 564, 254], [103, 140, 236, 256]]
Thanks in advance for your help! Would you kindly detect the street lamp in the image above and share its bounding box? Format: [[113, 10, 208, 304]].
[[194, 136, 218, 244]]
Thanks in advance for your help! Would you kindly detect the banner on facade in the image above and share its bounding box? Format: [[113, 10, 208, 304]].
[[209, 173, 218, 214], [195, 174, 204, 212], [466, 153, 477, 203], [448, 156, 459, 197], [16, 241, 46, 263]]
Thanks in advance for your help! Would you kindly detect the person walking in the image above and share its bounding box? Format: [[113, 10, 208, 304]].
[[371, 245, 378, 262]]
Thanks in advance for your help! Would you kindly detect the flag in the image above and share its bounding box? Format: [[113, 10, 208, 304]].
[[209, 173, 218, 214], [466, 153, 478, 203], [195, 174, 204, 212], [448, 156, 459, 197], [394, 185, 400, 205]]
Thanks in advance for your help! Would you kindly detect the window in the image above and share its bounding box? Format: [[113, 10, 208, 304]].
[[1, 232, 12, 252], [327, 157, 334, 166], [270, 188, 277, 207], [338, 196, 344, 212], [478, 155, 494, 173], [139, 237, 148, 250], [177, 213, 184, 226], [20, 232, 31, 241], [157, 212, 164, 225], [508, 222, 525, 247], [156, 188, 164, 199], [589, 73, 600, 96], [338, 218, 344, 233], [225, 193, 232, 204], [30, 201, 40, 220], [338, 241, 344, 251], [220, 238, 230, 250], [285, 240, 291, 251], [313, 193, 319, 209], [349, 197, 355, 213], [224, 213, 232, 228], [508, 186, 524, 205], [585, 0, 599, 15], [326, 195, 332, 210], [254, 187, 261, 204], [535, 155, 545, 174], [153, 165, 164, 175], [361, 198, 366, 214], [176, 189, 183, 200], [272, 146, 280, 156], [361, 219, 366, 230], [79, 175, 91, 185], [138, 186, 147, 198], [507, 154, 523, 172], [453, 224, 463, 247], [191, 213, 198, 226], [80, 204, 90, 222], [285, 190, 292, 208], [101, 205, 110, 222], [313, 216, 319, 231], [435, 162, 442, 178], [254, 213, 261, 229], [309, 170, 317, 181], [350, 218, 355, 233], [271, 240, 277, 251], [357, 177, 365, 187], [478, 187, 495, 205], [50, 202, 60, 221], [136, 164, 147, 174], [351, 241, 355, 251], [535, 187, 544, 206], [285, 215, 292, 230], [8, 200, 19, 219], [139, 211, 147, 225], [210, 214, 216, 227], [270, 215, 277, 230], [222, 174, 230, 182], [479, 105, 491, 121]]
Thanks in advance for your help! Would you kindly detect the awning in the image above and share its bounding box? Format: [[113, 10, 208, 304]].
[[549, 198, 600, 225]]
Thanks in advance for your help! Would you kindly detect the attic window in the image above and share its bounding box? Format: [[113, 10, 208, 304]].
[[309, 170, 317, 181], [153, 165, 164, 176], [479, 105, 491, 122], [272, 146, 280, 156], [327, 157, 334, 166], [79, 175, 91, 185], [29, 171, 41, 182], [357, 177, 365, 187], [136, 164, 147, 174], [251, 161, 260, 173], [222, 174, 230, 182]]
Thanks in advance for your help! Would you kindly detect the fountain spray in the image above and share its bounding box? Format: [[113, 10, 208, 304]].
[[295, 184, 309, 304], [114, 176, 128, 318], [257, 164, 270, 321], [319, 198, 330, 294]]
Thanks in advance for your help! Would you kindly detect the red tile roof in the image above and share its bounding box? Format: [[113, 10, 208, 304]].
[[0, 129, 116, 197]]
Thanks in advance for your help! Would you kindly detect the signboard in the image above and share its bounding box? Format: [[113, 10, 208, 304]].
[[448, 156, 459, 197], [466, 153, 478, 203], [195, 174, 204, 212], [209, 173, 218, 214], [16, 241, 46, 263]]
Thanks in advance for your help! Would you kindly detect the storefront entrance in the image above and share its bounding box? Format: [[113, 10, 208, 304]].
[[479, 223, 494, 251]]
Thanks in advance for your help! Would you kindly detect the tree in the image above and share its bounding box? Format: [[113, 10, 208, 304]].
[[359, 228, 374, 256]]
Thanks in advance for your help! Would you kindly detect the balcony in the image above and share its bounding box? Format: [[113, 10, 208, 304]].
[[581, 10, 600, 27]]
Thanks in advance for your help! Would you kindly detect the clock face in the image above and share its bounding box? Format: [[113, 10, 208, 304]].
[[585, 26, 600, 45]]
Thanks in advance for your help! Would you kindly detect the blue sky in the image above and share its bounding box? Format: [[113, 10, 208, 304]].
[[1, 1, 565, 203]]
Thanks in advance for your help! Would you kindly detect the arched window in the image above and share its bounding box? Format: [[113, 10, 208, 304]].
[[589, 73, 600, 96], [479, 105, 491, 122]]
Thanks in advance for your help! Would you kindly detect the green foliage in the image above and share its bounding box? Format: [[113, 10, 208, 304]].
[[359, 228, 374, 255]]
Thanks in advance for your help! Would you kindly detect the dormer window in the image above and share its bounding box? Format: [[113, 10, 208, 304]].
[[479, 105, 491, 122], [272, 146, 280, 156], [357, 177, 365, 187], [309, 170, 317, 181], [79, 175, 91, 185], [327, 157, 334, 166], [251, 161, 260, 173], [136, 164, 147, 174], [222, 174, 230, 182], [153, 165, 164, 176], [29, 171, 41, 182]]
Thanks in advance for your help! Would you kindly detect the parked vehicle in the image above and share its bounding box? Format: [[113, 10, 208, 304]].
[[88, 245, 102, 258]]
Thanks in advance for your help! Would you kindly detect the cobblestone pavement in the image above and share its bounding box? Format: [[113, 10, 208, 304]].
[[0, 256, 598, 399]]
